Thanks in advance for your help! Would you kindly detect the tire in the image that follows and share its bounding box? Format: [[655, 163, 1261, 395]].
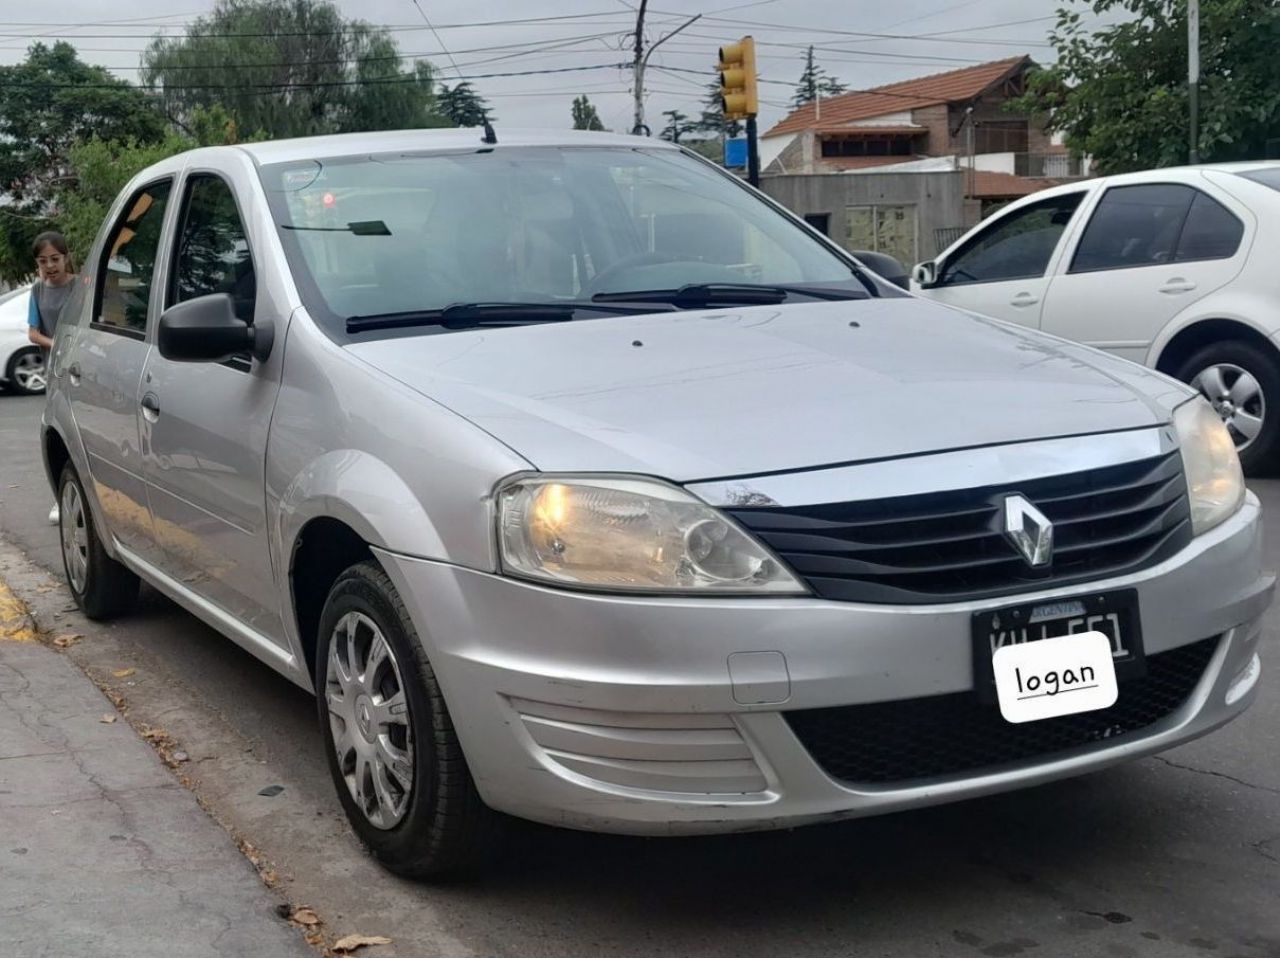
[[1175, 340, 1280, 477], [58, 464, 140, 620], [5, 346, 46, 395], [315, 560, 503, 879]]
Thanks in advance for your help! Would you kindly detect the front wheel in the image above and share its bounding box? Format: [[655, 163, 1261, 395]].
[[58, 464, 139, 619], [1176, 340, 1280, 476], [315, 560, 502, 879]]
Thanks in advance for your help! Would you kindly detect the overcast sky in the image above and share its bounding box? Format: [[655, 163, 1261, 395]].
[[0, 0, 1109, 134]]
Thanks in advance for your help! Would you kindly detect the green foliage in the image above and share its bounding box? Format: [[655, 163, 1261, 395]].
[[0, 42, 167, 281], [141, 0, 444, 140], [571, 95, 605, 131], [437, 82, 493, 127], [682, 139, 725, 163], [660, 109, 698, 144], [1011, 0, 1280, 173], [791, 46, 847, 110]]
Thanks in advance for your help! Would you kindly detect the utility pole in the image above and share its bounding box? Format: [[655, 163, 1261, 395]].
[[1188, 0, 1200, 164], [632, 0, 649, 136]]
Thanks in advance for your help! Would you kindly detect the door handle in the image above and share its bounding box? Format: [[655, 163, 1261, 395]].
[[1159, 278, 1197, 294], [140, 392, 160, 422], [1010, 292, 1040, 307], [67, 362, 81, 385]]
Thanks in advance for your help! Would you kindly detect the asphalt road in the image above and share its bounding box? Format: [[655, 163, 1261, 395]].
[[1, 392, 1278, 958]]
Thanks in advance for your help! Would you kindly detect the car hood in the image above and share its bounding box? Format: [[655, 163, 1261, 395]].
[[344, 298, 1192, 482]]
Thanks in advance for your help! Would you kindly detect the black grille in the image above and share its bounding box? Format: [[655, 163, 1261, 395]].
[[785, 636, 1218, 785], [729, 450, 1192, 604]]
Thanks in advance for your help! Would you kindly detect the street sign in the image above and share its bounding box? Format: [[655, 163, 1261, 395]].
[[724, 138, 748, 168]]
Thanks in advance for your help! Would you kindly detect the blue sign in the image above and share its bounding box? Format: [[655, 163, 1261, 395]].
[[724, 138, 748, 168]]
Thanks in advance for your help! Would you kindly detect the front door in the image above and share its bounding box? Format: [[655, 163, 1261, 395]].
[[65, 179, 174, 560], [1039, 182, 1251, 364], [921, 190, 1088, 329], [139, 169, 287, 646]]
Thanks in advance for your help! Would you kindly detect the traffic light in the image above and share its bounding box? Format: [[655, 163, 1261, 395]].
[[718, 36, 758, 120]]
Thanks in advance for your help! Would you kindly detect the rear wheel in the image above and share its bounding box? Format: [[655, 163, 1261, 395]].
[[5, 347, 46, 395], [1177, 340, 1280, 476], [58, 464, 139, 619], [315, 560, 502, 879]]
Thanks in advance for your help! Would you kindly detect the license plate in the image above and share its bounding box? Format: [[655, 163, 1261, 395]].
[[971, 589, 1145, 707], [992, 632, 1119, 723]]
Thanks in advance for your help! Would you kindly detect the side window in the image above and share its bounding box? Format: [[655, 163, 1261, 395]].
[[170, 175, 256, 322], [96, 181, 172, 336], [1174, 192, 1243, 262], [1070, 184, 1195, 273], [940, 193, 1083, 286]]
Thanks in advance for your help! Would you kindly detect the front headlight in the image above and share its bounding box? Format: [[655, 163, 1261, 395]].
[[496, 475, 806, 594], [1174, 398, 1246, 535]]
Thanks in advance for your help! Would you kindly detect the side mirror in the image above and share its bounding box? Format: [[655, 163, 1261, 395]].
[[849, 249, 909, 290], [157, 293, 273, 364], [911, 260, 939, 289]]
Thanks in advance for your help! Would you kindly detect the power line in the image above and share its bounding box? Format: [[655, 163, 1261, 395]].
[[407, 0, 462, 81], [0, 62, 631, 91]]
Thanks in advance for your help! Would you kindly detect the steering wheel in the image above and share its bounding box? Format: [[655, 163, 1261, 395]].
[[584, 251, 703, 295]]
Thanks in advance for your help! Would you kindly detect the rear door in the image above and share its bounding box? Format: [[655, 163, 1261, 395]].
[[1039, 180, 1251, 363], [919, 190, 1088, 327], [138, 165, 288, 647], [64, 178, 175, 561]]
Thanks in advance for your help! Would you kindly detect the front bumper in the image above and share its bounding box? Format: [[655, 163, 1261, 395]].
[[375, 494, 1272, 835]]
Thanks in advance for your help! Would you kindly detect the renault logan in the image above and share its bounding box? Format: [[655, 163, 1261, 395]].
[[42, 130, 1272, 878]]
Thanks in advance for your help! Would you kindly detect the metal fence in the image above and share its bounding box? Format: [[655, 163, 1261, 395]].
[[934, 226, 967, 251]]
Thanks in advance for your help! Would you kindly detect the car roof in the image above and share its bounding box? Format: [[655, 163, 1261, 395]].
[[134, 128, 679, 181]]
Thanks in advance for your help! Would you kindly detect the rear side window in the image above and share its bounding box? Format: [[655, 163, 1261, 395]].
[[940, 192, 1083, 286], [1070, 184, 1194, 272], [1174, 192, 1243, 261], [96, 180, 173, 336], [170, 174, 256, 322]]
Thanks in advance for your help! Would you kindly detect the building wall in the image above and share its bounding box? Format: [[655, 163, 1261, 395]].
[[760, 171, 967, 264]]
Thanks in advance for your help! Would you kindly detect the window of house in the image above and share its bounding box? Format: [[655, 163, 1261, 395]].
[[973, 120, 1029, 154], [821, 138, 914, 158], [1070, 184, 1196, 273], [803, 213, 831, 236], [96, 180, 173, 336], [846, 205, 918, 266]]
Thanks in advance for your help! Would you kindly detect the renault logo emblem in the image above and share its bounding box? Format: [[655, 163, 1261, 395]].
[[1003, 495, 1053, 567]]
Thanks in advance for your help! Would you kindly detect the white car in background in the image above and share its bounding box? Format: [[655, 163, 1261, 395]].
[[911, 162, 1280, 474], [0, 285, 44, 395]]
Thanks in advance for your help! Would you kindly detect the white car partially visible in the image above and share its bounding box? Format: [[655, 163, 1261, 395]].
[[0, 285, 44, 395], [911, 162, 1280, 474]]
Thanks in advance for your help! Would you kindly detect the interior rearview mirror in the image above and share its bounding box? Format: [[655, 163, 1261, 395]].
[[911, 261, 939, 289], [157, 293, 273, 364]]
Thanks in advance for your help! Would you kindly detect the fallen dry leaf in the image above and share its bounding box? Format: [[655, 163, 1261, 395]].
[[332, 935, 393, 953], [100, 714, 117, 724], [52, 633, 82, 649], [290, 907, 322, 927], [112, 668, 136, 678]]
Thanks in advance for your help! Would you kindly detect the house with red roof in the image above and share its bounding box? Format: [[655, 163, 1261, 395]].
[[761, 56, 1086, 215]]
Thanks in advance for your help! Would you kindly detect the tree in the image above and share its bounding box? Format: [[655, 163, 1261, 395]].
[[791, 46, 847, 109], [1011, 0, 1280, 173], [571, 95, 605, 131], [0, 42, 167, 281], [141, 0, 445, 140], [696, 76, 744, 138], [660, 109, 697, 144], [437, 82, 493, 127]]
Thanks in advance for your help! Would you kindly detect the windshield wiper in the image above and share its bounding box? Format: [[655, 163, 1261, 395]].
[[592, 282, 871, 308], [346, 301, 669, 333]]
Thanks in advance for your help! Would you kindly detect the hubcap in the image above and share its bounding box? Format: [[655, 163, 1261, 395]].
[[12, 352, 46, 393], [325, 612, 413, 830], [1191, 362, 1265, 451], [60, 481, 88, 594]]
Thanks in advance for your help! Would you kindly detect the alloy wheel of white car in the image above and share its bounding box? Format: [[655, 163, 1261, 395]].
[[1191, 362, 1266, 451], [6, 347, 46, 395]]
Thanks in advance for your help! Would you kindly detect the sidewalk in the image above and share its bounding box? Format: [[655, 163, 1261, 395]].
[[0, 583, 313, 958]]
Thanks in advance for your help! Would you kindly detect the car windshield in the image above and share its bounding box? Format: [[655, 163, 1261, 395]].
[[260, 145, 866, 333]]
